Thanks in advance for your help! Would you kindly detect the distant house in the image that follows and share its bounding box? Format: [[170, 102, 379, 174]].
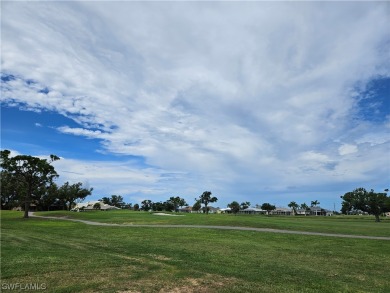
[[239, 208, 266, 215], [178, 206, 192, 213], [309, 206, 333, 216], [204, 206, 220, 214], [190, 206, 219, 213], [296, 209, 310, 216], [71, 200, 120, 212], [219, 208, 232, 214], [270, 207, 292, 216], [325, 210, 333, 216]]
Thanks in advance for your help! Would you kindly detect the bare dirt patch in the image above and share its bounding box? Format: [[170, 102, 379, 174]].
[[153, 213, 184, 217], [158, 274, 237, 293]]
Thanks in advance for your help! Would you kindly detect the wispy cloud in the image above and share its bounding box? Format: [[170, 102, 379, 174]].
[[1, 1, 389, 208]]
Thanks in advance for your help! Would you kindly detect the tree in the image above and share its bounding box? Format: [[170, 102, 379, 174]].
[[141, 199, 153, 211], [0, 169, 19, 210], [168, 196, 187, 212], [228, 201, 240, 214], [311, 200, 320, 207], [384, 197, 390, 213], [163, 200, 175, 212], [0, 150, 60, 218], [288, 201, 299, 216], [93, 202, 101, 210], [192, 200, 201, 212], [58, 182, 93, 210], [110, 195, 125, 208], [101, 195, 124, 208], [101, 196, 111, 205], [133, 203, 140, 211], [152, 201, 165, 211], [197, 191, 218, 215], [37, 182, 59, 211], [341, 188, 389, 222], [300, 203, 309, 216], [123, 203, 133, 210], [261, 203, 276, 215], [384, 189, 390, 213], [240, 201, 251, 210]]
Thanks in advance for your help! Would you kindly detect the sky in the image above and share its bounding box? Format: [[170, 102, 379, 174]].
[[1, 1, 389, 211]]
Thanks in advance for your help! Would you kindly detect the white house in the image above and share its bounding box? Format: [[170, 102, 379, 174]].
[[309, 206, 333, 216], [270, 207, 292, 216], [219, 208, 231, 214], [296, 209, 310, 216], [239, 208, 266, 215]]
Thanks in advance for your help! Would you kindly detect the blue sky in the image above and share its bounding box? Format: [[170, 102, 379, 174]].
[[1, 1, 389, 210]]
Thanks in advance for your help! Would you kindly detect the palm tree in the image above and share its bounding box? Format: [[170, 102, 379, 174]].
[[311, 200, 320, 207], [300, 203, 309, 216], [240, 201, 251, 210], [288, 201, 299, 216]]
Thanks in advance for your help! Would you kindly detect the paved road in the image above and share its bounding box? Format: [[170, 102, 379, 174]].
[[29, 213, 390, 241]]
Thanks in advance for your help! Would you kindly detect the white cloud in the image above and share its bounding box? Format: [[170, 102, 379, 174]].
[[338, 144, 358, 156], [1, 1, 389, 209], [57, 126, 106, 140]]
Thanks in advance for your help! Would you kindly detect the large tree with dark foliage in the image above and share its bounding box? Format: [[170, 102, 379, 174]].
[[110, 195, 125, 208], [58, 182, 93, 210], [141, 199, 153, 211], [1, 170, 19, 210], [36, 182, 59, 211], [261, 203, 276, 215], [197, 191, 218, 215], [341, 188, 389, 222], [168, 196, 187, 212], [228, 201, 240, 214], [192, 200, 201, 212], [0, 150, 59, 218]]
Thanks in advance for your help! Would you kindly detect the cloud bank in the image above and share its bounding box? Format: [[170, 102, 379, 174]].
[[1, 1, 389, 207]]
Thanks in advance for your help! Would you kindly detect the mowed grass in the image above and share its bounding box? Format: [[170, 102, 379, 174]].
[[35, 210, 390, 237], [1, 211, 390, 292]]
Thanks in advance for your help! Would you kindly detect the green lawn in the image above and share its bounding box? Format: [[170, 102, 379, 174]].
[[1, 211, 390, 292], [35, 209, 390, 237]]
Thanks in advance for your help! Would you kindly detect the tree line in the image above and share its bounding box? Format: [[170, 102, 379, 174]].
[[99, 189, 390, 222], [226, 200, 320, 215], [137, 192, 218, 214], [2, 150, 388, 221]]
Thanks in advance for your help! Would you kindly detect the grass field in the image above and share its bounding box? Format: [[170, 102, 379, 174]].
[[1, 210, 390, 292], [35, 210, 390, 237]]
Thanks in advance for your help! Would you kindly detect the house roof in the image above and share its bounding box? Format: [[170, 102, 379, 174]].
[[310, 206, 324, 211], [309, 206, 333, 213], [72, 201, 120, 210], [274, 207, 291, 212], [203, 206, 220, 211]]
